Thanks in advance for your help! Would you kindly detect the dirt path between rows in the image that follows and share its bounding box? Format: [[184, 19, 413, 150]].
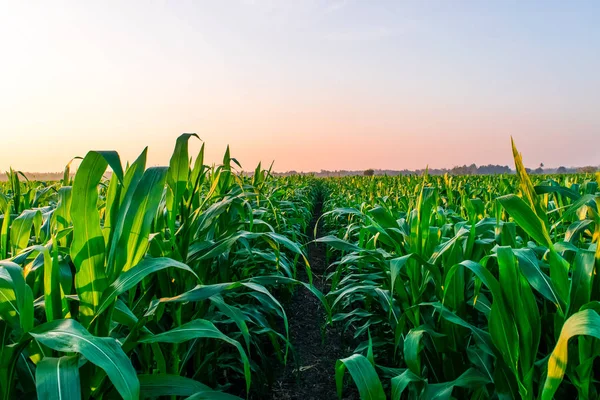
[[270, 194, 358, 400]]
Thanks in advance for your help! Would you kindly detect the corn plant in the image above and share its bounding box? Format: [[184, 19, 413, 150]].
[[0, 135, 325, 399], [320, 140, 600, 399]]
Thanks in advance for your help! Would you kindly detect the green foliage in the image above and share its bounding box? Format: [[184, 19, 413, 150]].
[[319, 139, 600, 399], [0, 136, 321, 398], [2, 135, 600, 399]]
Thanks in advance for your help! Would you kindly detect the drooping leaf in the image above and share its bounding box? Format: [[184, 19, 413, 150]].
[[29, 319, 139, 400], [542, 309, 600, 400], [139, 319, 251, 394]]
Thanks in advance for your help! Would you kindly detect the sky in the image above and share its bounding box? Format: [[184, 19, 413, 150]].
[[0, 0, 599, 172]]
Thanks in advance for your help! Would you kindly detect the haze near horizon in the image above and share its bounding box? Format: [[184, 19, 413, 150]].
[[1, 0, 598, 172]]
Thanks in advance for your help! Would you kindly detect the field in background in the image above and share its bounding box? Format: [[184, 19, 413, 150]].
[[318, 148, 600, 399], [0, 136, 599, 399]]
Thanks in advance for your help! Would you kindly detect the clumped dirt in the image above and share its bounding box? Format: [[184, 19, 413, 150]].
[[270, 197, 358, 400]]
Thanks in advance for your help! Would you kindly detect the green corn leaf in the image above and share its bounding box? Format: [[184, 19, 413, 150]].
[[209, 295, 251, 351], [0, 261, 34, 332], [190, 142, 206, 190], [102, 172, 121, 248], [335, 354, 385, 400], [414, 185, 436, 257], [10, 209, 41, 252], [428, 227, 469, 265], [565, 220, 594, 243], [61, 157, 78, 186], [315, 235, 364, 253], [160, 282, 242, 303], [242, 281, 290, 359], [114, 167, 168, 275], [29, 319, 139, 400], [497, 194, 569, 305], [166, 133, 199, 239], [106, 148, 147, 278], [8, 168, 21, 214], [421, 368, 490, 400], [0, 194, 6, 215], [404, 325, 444, 376], [513, 248, 563, 312], [139, 319, 251, 394], [497, 194, 552, 248], [35, 356, 81, 400], [391, 369, 423, 400], [51, 187, 72, 246], [445, 260, 520, 375], [265, 232, 310, 275], [99, 151, 124, 184], [534, 184, 580, 201], [0, 269, 19, 329], [70, 151, 113, 328], [248, 275, 331, 318], [466, 347, 494, 382], [368, 205, 399, 229], [496, 246, 540, 398], [0, 201, 10, 259], [185, 391, 243, 400], [567, 250, 595, 317], [138, 374, 211, 397], [27, 244, 64, 322], [511, 137, 549, 229], [542, 309, 600, 400], [421, 302, 493, 354], [95, 257, 197, 318], [556, 194, 596, 224]]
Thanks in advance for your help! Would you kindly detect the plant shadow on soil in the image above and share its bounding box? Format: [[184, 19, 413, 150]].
[[268, 196, 359, 400]]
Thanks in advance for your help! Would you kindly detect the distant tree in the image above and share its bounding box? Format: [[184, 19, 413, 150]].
[[557, 166, 567, 174], [450, 165, 466, 175], [477, 164, 511, 174], [578, 166, 598, 173], [363, 169, 375, 176], [450, 165, 464, 175]]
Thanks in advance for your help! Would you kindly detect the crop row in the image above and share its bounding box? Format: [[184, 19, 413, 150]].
[[0, 135, 322, 399], [318, 140, 600, 399]]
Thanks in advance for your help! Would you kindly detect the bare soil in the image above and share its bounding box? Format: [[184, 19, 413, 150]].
[[269, 196, 358, 400]]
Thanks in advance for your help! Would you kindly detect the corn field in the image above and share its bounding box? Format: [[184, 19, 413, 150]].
[[0, 136, 599, 399], [319, 140, 600, 399]]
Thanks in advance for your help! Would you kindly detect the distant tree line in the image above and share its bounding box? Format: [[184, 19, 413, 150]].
[[275, 163, 598, 177], [449, 164, 511, 175], [0, 172, 66, 182], [6, 165, 597, 182]]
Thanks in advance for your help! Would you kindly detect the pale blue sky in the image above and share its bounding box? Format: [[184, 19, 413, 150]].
[[0, 1, 598, 172]]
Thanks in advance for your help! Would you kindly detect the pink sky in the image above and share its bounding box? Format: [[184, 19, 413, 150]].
[[1, 1, 598, 172]]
